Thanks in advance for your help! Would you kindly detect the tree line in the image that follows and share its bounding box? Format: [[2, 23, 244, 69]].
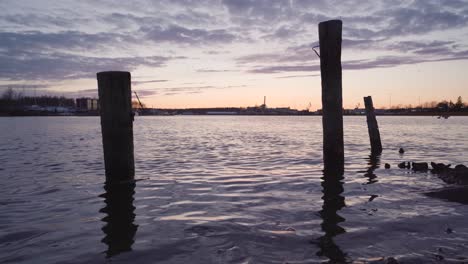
[[1, 88, 75, 107], [388, 96, 466, 111]]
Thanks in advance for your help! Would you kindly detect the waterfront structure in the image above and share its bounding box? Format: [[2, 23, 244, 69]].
[[76, 98, 99, 111]]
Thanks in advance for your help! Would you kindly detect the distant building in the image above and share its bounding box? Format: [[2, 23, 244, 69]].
[[76, 98, 99, 111]]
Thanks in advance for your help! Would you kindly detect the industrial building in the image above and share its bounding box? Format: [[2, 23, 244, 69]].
[[76, 98, 99, 111]]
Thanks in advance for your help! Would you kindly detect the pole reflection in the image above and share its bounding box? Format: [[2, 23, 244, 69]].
[[317, 169, 348, 263], [364, 154, 380, 185], [100, 182, 138, 258]]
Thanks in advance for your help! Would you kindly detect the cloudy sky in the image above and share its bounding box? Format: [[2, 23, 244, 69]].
[[1, 0, 468, 109]]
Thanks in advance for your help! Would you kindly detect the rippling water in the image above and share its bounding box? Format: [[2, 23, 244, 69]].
[[1, 116, 468, 263]]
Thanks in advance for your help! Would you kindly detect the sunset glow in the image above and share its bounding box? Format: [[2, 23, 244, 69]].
[[1, 0, 468, 109]]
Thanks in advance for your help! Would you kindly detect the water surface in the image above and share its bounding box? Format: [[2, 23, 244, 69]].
[[1, 116, 467, 263]]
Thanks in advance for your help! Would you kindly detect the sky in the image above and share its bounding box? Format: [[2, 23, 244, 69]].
[[1, 0, 468, 110]]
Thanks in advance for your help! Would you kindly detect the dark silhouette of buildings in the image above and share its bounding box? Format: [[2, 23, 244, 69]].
[[76, 98, 99, 111]]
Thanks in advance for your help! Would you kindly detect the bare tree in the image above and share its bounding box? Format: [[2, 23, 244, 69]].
[[455, 96, 464, 109], [1, 87, 15, 100]]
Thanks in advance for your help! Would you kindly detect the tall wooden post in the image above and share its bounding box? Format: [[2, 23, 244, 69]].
[[319, 20, 344, 174], [101, 182, 137, 257], [97, 71, 135, 183], [364, 96, 382, 154]]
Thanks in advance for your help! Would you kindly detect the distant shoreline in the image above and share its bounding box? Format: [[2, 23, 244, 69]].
[[1, 112, 468, 117]]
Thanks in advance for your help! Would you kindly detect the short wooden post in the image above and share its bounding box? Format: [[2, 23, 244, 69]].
[[364, 96, 382, 154], [319, 20, 344, 174], [97, 71, 135, 182]]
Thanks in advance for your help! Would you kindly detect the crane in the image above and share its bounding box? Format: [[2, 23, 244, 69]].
[[134, 91, 144, 110]]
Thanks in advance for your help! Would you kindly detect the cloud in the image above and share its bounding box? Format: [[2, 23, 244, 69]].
[[0, 29, 192, 81], [132, 89, 159, 98], [222, 0, 294, 21], [139, 84, 246, 96], [101, 9, 222, 32], [0, 31, 132, 53], [1, 0, 468, 90], [203, 50, 231, 55], [196, 69, 237, 73], [142, 24, 238, 45], [0, 51, 175, 80], [248, 52, 468, 74], [236, 53, 282, 64], [237, 36, 468, 74], [276, 74, 320, 79], [132, 79, 169, 85], [66, 88, 98, 98], [339, 1, 468, 39], [262, 25, 303, 40], [293, 0, 468, 43], [248, 65, 320, 74], [373, 7, 467, 38], [0, 83, 50, 90], [344, 53, 468, 70], [235, 43, 321, 65], [1, 13, 76, 29], [139, 85, 217, 96], [385, 40, 456, 54]]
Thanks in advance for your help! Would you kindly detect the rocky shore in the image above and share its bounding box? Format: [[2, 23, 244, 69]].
[[389, 159, 468, 205], [395, 161, 468, 185]]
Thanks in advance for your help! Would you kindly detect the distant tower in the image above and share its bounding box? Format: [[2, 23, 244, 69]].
[[261, 96, 266, 109]]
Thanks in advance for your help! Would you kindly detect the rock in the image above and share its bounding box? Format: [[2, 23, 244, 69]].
[[412, 162, 428, 171], [437, 170, 459, 184], [451, 165, 468, 179], [398, 162, 406, 169], [425, 186, 468, 205], [399, 148, 405, 154], [429, 162, 468, 185], [431, 162, 450, 171], [384, 163, 390, 169], [398, 162, 411, 169]]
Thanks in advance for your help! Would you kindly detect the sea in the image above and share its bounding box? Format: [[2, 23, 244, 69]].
[[0, 116, 467, 263]]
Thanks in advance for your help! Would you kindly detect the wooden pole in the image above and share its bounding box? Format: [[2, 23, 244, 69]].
[[318, 170, 346, 261], [97, 71, 135, 183], [101, 182, 137, 257], [319, 20, 344, 174], [364, 96, 382, 154]]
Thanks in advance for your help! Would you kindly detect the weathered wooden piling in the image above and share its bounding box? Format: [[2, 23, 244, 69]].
[[101, 182, 137, 257], [319, 20, 344, 174], [97, 71, 135, 182], [363, 96, 382, 154]]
